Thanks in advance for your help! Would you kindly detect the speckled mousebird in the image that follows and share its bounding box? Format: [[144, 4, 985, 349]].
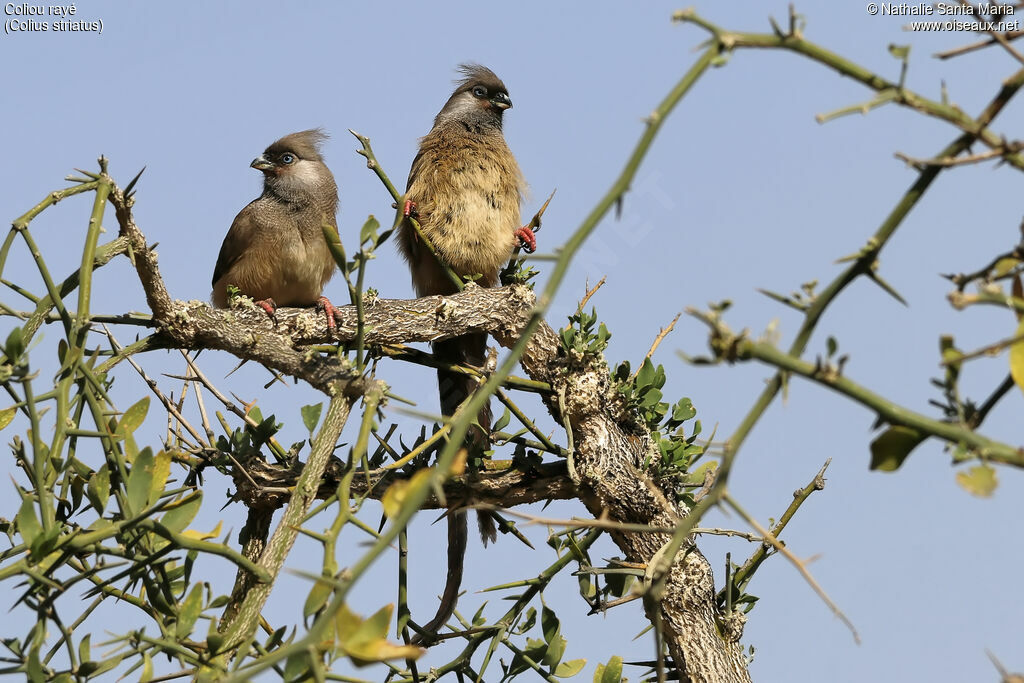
[[211, 129, 341, 329], [397, 64, 536, 644]]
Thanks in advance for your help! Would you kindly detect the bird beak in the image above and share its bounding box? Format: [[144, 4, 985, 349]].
[[490, 93, 513, 110], [250, 155, 274, 171]]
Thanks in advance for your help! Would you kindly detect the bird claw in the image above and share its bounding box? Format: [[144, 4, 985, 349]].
[[403, 199, 419, 218], [255, 298, 278, 326], [316, 296, 338, 333], [514, 225, 537, 253]]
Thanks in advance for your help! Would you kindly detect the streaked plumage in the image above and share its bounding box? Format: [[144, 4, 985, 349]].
[[399, 64, 530, 644]]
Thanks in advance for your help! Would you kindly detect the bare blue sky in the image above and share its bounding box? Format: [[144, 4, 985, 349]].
[[2, 1, 1023, 681]]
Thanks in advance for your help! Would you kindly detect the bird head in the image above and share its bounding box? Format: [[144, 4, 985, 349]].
[[252, 129, 334, 197], [434, 64, 513, 129]]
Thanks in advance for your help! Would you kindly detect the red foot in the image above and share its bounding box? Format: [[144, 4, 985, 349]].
[[403, 199, 418, 218], [316, 295, 338, 333], [255, 298, 278, 326], [514, 225, 537, 253]]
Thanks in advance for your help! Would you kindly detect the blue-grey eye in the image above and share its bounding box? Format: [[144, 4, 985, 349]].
[[472, 85, 487, 98], [281, 153, 295, 164]]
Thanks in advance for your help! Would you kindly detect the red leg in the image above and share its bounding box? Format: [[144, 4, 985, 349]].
[[316, 296, 338, 332], [255, 298, 278, 325], [403, 199, 418, 218], [514, 225, 537, 253]]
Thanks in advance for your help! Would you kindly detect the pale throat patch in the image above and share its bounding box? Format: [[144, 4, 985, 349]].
[[280, 159, 322, 188]]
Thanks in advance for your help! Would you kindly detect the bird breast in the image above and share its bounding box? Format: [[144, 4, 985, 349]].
[[411, 133, 523, 281], [268, 227, 335, 305]]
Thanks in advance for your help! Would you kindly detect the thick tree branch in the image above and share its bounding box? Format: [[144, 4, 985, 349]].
[[231, 457, 575, 511]]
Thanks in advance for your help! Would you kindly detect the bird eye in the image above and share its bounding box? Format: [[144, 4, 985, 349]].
[[472, 85, 488, 98], [281, 153, 295, 164]]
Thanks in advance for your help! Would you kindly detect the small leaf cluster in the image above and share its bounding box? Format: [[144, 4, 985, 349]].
[[559, 308, 611, 357], [215, 405, 285, 468], [500, 256, 540, 288], [503, 605, 585, 680], [613, 358, 704, 486]]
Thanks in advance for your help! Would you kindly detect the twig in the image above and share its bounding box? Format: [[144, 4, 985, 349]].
[[957, 0, 1024, 65], [101, 325, 205, 450], [349, 129, 400, 202], [494, 388, 561, 455], [895, 145, 1020, 170], [474, 505, 762, 540], [726, 459, 831, 600], [723, 493, 859, 644], [936, 30, 1024, 60], [574, 276, 606, 320], [941, 330, 1024, 365], [673, 9, 1024, 170], [644, 312, 682, 362]]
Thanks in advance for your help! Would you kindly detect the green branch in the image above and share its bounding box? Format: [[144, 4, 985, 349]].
[[716, 328, 1024, 467], [674, 9, 1024, 170]]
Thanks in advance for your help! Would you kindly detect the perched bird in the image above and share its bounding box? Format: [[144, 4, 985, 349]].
[[211, 129, 341, 329], [397, 64, 535, 643]]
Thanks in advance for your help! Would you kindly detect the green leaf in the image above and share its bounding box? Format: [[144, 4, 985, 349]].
[[541, 606, 563, 661], [605, 569, 637, 598], [360, 215, 381, 246], [543, 632, 567, 668], [869, 426, 925, 471], [139, 653, 153, 682], [208, 595, 230, 609], [672, 398, 696, 422], [206, 633, 224, 656], [16, 497, 42, 547], [1009, 319, 1024, 395], [125, 447, 155, 515], [594, 654, 623, 683], [29, 525, 60, 561], [956, 464, 998, 498], [159, 492, 202, 534], [265, 625, 287, 652], [0, 406, 16, 431], [554, 658, 586, 678], [577, 573, 595, 599], [636, 358, 655, 389], [887, 43, 910, 60], [175, 582, 204, 639], [993, 257, 1021, 278], [88, 655, 123, 678], [826, 336, 837, 357], [493, 407, 511, 433], [515, 607, 537, 635], [300, 403, 323, 436], [149, 450, 172, 506], [26, 644, 44, 683], [303, 576, 333, 618], [283, 652, 311, 682], [355, 603, 392, 642], [5, 327, 25, 363], [117, 397, 150, 438], [77, 634, 91, 666]]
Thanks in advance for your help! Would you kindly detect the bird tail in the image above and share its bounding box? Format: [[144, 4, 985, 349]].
[[435, 333, 491, 448], [411, 509, 467, 645], [411, 333, 497, 643], [436, 332, 498, 545]]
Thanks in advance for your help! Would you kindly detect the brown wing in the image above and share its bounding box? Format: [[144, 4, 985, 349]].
[[211, 202, 263, 307], [398, 147, 429, 271], [405, 148, 425, 193]]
